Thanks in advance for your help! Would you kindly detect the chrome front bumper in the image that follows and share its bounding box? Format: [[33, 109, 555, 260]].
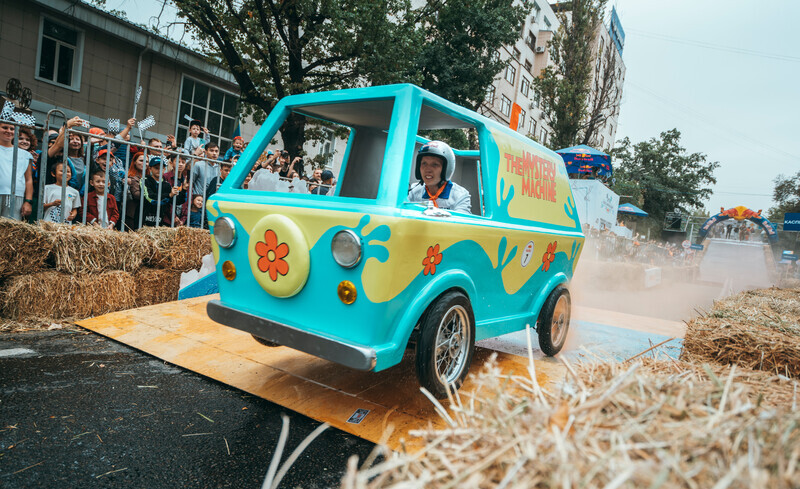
[[206, 300, 377, 371]]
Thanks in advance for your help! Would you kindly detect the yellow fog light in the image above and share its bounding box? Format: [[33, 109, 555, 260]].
[[337, 280, 357, 305], [222, 260, 237, 281]]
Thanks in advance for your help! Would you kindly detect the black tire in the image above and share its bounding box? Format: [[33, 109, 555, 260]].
[[415, 291, 475, 399], [251, 334, 280, 347], [537, 285, 571, 356]]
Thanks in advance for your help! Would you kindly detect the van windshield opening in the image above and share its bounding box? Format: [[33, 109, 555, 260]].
[[241, 98, 394, 200]]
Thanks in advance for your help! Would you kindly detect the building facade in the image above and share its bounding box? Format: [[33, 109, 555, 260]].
[[0, 0, 252, 152], [481, 1, 626, 152], [480, 0, 560, 148]]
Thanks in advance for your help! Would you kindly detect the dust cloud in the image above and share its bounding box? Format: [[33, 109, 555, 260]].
[[569, 237, 776, 324]]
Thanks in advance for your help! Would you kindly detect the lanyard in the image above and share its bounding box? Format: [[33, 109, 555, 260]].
[[425, 183, 446, 207]]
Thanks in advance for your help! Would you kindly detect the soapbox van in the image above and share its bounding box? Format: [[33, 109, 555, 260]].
[[206, 84, 584, 398]]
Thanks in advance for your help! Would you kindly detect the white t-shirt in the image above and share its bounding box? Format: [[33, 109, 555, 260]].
[[0, 145, 30, 197], [43, 183, 81, 223]]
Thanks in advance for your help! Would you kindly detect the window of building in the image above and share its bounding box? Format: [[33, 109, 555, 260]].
[[36, 17, 83, 90], [177, 76, 240, 152], [485, 85, 495, 104], [500, 95, 512, 117], [541, 128, 548, 145], [491, 50, 500, 63], [505, 64, 516, 85], [518, 109, 526, 132], [526, 31, 537, 51], [532, 2, 541, 21], [532, 90, 541, 108], [520, 77, 530, 97], [543, 17, 552, 29], [529, 118, 537, 136], [513, 48, 521, 61], [524, 60, 532, 73]]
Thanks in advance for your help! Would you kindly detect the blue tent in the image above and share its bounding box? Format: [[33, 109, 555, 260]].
[[617, 203, 648, 216], [556, 144, 612, 178]]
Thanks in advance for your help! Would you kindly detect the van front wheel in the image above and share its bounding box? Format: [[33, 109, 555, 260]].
[[415, 291, 475, 399], [537, 285, 571, 356]]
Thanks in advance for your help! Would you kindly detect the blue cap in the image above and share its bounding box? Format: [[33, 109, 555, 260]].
[[148, 156, 163, 167]]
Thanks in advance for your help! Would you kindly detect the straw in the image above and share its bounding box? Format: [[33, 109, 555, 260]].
[[0, 218, 53, 278], [681, 287, 800, 378], [343, 356, 800, 488]]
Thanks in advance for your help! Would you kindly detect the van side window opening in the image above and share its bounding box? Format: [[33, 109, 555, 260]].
[[243, 98, 395, 201], [410, 104, 485, 216]]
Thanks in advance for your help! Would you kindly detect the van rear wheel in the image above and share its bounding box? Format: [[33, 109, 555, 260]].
[[537, 285, 571, 356], [415, 291, 475, 399]]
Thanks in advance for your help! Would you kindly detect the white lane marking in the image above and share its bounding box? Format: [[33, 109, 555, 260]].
[[0, 348, 36, 358]]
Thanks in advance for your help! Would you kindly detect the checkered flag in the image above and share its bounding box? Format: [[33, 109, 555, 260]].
[[12, 112, 36, 127], [0, 101, 14, 121], [107, 118, 120, 134], [138, 115, 156, 132]]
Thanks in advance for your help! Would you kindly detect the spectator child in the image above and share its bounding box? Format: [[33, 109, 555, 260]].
[[139, 156, 186, 227], [223, 136, 244, 161], [191, 142, 220, 198], [42, 161, 80, 223], [85, 170, 119, 229], [187, 195, 207, 229], [89, 148, 125, 204], [183, 119, 209, 156], [206, 159, 232, 198], [125, 151, 146, 230]]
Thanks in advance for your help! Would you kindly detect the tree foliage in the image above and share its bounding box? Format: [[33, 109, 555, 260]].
[[610, 129, 719, 227], [767, 171, 800, 222], [533, 0, 607, 150], [171, 0, 526, 155]]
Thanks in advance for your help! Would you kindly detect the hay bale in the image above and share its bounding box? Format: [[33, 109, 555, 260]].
[[133, 268, 182, 307], [0, 270, 136, 321], [137, 227, 212, 271], [681, 287, 800, 378], [343, 356, 800, 488], [40, 222, 152, 274], [0, 218, 53, 278]]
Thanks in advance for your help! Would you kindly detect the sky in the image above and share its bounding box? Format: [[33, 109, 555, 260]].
[[106, 0, 798, 214]]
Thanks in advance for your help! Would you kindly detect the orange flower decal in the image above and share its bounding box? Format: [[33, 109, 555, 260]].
[[255, 229, 290, 282], [541, 241, 557, 272], [423, 244, 443, 275]]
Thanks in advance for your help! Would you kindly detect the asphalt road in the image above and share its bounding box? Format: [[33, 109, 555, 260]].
[[0, 330, 374, 489]]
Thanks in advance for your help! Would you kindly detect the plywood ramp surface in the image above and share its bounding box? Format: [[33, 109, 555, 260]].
[[78, 296, 564, 452]]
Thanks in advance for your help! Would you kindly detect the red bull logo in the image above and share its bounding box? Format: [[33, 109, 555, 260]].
[[719, 206, 761, 221]]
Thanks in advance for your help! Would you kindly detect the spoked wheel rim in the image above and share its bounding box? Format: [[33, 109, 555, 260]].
[[550, 295, 570, 348], [434, 305, 471, 385]]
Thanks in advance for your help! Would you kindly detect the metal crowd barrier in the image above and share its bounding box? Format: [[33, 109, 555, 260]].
[[4, 113, 336, 229]]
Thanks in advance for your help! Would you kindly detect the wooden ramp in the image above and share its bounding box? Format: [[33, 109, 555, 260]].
[[77, 296, 565, 452]]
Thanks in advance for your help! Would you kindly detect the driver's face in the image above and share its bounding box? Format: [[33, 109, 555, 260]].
[[419, 155, 443, 186]]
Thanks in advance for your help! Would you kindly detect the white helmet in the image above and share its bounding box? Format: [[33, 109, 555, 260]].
[[415, 140, 456, 182]]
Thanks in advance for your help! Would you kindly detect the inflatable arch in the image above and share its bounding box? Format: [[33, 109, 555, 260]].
[[696, 206, 778, 243]]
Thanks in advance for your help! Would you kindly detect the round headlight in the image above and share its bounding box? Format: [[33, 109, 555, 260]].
[[214, 217, 236, 248], [331, 230, 362, 268]]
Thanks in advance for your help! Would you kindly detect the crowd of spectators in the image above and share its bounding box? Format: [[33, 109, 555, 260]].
[[0, 115, 333, 231], [585, 226, 700, 268]]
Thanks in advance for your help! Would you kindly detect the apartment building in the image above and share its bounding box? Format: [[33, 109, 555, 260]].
[[482, 1, 626, 151], [480, 0, 560, 147]]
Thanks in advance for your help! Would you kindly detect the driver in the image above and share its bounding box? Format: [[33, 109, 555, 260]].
[[408, 140, 471, 213]]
